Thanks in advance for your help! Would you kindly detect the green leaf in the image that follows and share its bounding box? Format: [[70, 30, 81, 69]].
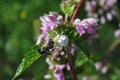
[[61, 0, 76, 17], [12, 45, 42, 80], [76, 45, 97, 72], [75, 51, 88, 67], [80, 52, 96, 72], [63, 4, 75, 17], [66, 5, 76, 16]]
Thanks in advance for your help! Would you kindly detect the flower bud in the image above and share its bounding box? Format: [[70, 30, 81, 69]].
[[36, 34, 44, 45], [58, 35, 69, 47], [44, 74, 52, 79]]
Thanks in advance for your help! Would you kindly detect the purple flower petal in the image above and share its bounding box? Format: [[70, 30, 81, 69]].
[[74, 18, 99, 45], [40, 12, 63, 40], [115, 29, 120, 37], [54, 65, 65, 80], [70, 44, 76, 54]]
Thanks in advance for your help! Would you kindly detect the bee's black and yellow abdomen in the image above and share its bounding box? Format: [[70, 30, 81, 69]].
[[37, 39, 54, 55]]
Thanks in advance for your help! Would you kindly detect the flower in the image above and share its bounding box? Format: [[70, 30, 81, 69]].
[[74, 19, 85, 36], [114, 29, 120, 37], [70, 44, 76, 54], [54, 65, 65, 80], [46, 58, 55, 70], [74, 18, 99, 35], [66, 63, 70, 70], [36, 34, 44, 45], [106, 0, 117, 7], [40, 12, 63, 40], [85, 1, 96, 11], [95, 62, 103, 71], [44, 74, 52, 79], [74, 18, 99, 45], [85, 0, 117, 24], [95, 61, 109, 74], [82, 76, 88, 80]]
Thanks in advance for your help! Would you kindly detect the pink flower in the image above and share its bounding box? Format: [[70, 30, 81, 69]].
[[54, 65, 65, 80], [70, 44, 76, 54], [114, 29, 120, 37], [74, 18, 99, 45], [40, 12, 63, 40], [106, 0, 117, 7], [66, 63, 70, 70], [95, 62, 103, 71], [85, 0, 117, 24], [74, 18, 99, 35], [85, 1, 96, 11]]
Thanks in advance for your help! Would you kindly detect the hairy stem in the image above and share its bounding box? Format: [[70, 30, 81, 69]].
[[70, 0, 85, 23], [66, 46, 77, 80]]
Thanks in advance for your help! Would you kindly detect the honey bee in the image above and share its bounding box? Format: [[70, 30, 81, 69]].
[[38, 39, 54, 55]]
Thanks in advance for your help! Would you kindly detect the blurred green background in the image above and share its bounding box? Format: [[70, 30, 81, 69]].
[[0, 0, 120, 80], [0, 0, 61, 80]]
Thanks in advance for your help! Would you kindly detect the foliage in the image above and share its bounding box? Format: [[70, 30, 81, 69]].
[[12, 45, 41, 80]]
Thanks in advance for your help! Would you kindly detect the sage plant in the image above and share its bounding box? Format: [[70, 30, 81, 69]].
[[13, 0, 100, 80]]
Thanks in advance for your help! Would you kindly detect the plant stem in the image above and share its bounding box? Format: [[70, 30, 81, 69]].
[[67, 0, 85, 80], [66, 46, 78, 80], [70, 0, 85, 23], [64, 14, 68, 24]]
